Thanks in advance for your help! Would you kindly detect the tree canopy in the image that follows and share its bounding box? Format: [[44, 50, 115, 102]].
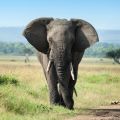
[[106, 49, 120, 64]]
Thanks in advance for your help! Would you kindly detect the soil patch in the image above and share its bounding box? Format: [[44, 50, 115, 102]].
[[67, 105, 120, 120]]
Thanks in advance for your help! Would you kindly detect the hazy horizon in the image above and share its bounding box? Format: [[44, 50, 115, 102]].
[[0, 27, 120, 43]]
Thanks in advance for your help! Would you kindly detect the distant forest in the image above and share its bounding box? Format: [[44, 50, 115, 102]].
[[0, 42, 120, 58], [0, 42, 35, 56], [84, 42, 120, 57]]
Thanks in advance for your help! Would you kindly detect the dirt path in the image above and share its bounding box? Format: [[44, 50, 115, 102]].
[[67, 105, 120, 120]]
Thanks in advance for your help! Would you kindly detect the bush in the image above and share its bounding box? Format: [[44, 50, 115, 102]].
[[0, 75, 19, 85], [106, 48, 120, 64]]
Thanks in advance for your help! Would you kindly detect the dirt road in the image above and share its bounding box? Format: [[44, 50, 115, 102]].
[[67, 105, 120, 120]]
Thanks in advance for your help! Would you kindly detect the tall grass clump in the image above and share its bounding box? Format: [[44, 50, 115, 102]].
[[4, 96, 51, 115], [0, 75, 19, 85]]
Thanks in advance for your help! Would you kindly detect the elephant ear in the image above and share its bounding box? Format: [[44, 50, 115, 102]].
[[23, 18, 53, 54], [71, 19, 99, 52]]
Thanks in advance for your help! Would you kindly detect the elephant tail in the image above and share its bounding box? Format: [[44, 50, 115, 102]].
[[74, 87, 77, 97]]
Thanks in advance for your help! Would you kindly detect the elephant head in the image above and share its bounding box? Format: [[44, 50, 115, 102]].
[[23, 18, 98, 109]]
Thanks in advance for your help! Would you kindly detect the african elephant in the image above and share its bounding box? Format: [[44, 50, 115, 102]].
[[23, 18, 99, 109]]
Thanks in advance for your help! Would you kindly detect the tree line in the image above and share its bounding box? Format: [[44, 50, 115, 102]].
[[0, 42, 35, 55], [84, 42, 120, 57], [0, 42, 120, 59]]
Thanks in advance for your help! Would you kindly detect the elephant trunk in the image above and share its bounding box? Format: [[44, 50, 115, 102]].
[[56, 62, 66, 85], [57, 64, 74, 109], [56, 51, 66, 84], [53, 47, 74, 109]]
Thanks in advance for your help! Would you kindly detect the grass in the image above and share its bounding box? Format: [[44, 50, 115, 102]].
[[84, 73, 119, 84], [0, 75, 19, 85], [0, 56, 120, 120]]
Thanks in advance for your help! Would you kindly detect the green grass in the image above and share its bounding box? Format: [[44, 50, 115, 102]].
[[0, 75, 76, 120], [83, 73, 119, 84], [0, 57, 120, 120], [75, 72, 120, 109], [0, 73, 120, 120], [0, 75, 51, 114]]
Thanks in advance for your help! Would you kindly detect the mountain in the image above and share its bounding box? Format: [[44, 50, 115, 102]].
[[0, 27, 120, 44]]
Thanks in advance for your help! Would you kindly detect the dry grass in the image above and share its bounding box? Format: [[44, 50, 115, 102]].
[[0, 56, 120, 120]]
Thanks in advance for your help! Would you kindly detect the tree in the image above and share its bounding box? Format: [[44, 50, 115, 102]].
[[106, 49, 120, 64], [23, 47, 34, 55], [0, 42, 35, 55]]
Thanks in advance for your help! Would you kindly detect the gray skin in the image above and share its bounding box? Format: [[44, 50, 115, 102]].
[[23, 18, 99, 109]]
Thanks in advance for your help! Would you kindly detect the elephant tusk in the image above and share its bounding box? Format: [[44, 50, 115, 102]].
[[70, 63, 75, 80], [46, 60, 52, 72]]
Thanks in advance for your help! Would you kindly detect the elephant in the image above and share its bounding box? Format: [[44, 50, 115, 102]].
[[23, 18, 99, 109]]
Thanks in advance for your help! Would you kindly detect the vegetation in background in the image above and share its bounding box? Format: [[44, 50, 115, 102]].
[[106, 48, 120, 64], [0, 42, 35, 55], [0, 42, 120, 57], [84, 42, 120, 57]]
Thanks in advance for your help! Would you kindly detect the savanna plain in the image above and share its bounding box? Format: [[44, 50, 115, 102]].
[[0, 56, 120, 120]]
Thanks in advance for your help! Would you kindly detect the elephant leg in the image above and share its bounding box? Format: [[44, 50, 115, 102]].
[[44, 64, 60, 105], [68, 76, 76, 105], [58, 84, 66, 107], [38, 53, 60, 105], [68, 63, 79, 109], [69, 67, 78, 97]]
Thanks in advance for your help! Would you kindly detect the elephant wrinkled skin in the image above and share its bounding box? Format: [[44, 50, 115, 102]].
[[23, 18, 99, 109]]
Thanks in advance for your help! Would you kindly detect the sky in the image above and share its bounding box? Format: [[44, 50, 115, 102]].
[[0, 0, 120, 29]]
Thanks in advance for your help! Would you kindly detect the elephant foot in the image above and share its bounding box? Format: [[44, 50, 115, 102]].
[[63, 96, 74, 110], [49, 94, 60, 105], [65, 101, 74, 110], [50, 100, 60, 106], [59, 99, 73, 110], [50, 95, 74, 110], [59, 96, 66, 107]]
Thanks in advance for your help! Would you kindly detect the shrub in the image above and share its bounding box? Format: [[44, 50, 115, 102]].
[[0, 75, 19, 85]]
